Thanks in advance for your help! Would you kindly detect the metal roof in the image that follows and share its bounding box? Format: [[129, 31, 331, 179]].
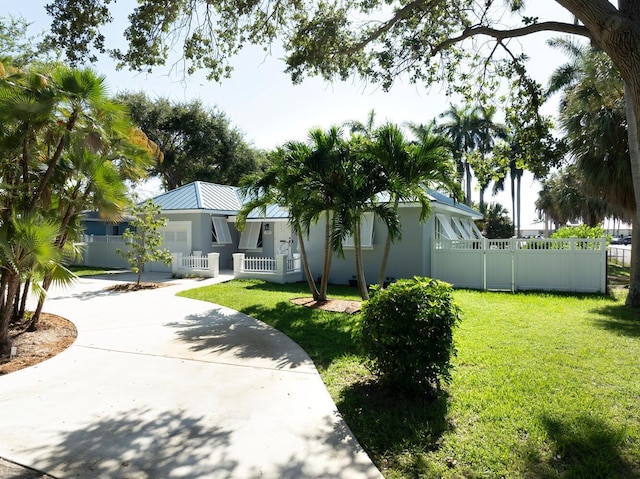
[[151, 181, 242, 213], [149, 181, 480, 219], [427, 189, 483, 218]]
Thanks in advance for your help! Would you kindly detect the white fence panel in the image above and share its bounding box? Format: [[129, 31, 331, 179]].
[[432, 240, 484, 289], [432, 238, 606, 293], [515, 248, 574, 291]]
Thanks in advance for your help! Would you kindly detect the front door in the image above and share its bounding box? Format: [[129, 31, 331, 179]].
[[273, 222, 293, 256]]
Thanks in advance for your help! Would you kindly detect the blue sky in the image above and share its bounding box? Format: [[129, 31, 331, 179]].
[[3, 1, 576, 227]]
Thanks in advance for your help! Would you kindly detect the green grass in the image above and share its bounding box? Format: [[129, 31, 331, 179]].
[[178, 281, 640, 478], [68, 265, 124, 276]]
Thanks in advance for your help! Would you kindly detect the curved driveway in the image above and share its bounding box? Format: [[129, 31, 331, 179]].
[[0, 273, 382, 479]]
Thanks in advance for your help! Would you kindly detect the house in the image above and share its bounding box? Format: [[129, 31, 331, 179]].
[[78, 181, 607, 293], [79, 180, 483, 283]]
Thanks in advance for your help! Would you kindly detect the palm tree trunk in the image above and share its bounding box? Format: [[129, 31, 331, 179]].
[[295, 224, 321, 301], [510, 172, 516, 234], [516, 174, 522, 238], [27, 276, 53, 332], [378, 196, 400, 287], [17, 279, 30, 322], [29, 109, 79, 210], [0, 271, 20, 355], [319, 211, 332, 301], [623, 81, 640, 306], [354, 217, 369, 300], [465, 161, 472, 206]]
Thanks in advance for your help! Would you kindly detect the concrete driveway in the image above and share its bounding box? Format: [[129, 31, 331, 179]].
[[0, 272, 382, 479]]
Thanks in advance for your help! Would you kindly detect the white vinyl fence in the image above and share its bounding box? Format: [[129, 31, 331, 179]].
[[432, 237, 607, 293]]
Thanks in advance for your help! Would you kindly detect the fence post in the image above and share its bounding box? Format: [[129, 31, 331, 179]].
[[600, 237, 607, 294], [276, 254, 286, 284], [232, 253, 245, 279], [208, 252, 219, 278], [510, 237, 516, 293], [570, 237, 577, 291], [482, 237, 488, 291], [171, 253, 182, 275]]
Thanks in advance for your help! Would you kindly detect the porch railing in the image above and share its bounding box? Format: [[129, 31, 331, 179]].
[[82, 234, 126, 243], [243, 256, 277, 272], [233, 253, 303, 284]]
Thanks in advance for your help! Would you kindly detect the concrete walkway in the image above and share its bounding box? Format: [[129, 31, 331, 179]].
[[0, 272, 382, 479]]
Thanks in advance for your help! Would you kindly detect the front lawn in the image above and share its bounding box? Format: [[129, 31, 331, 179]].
[[178, 280, 640, 478]]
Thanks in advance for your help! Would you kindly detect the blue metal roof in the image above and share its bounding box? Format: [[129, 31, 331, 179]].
[[426, 189, 482, 218], [149, 181, 480, 219], [151, 181, 242, 214]]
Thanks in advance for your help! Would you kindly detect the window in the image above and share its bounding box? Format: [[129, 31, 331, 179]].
[[343, 212, 375, 248], [111, 225, 120, 235], [211, 217, 232, 244], [238, 222, 263, 249], [435, 214, 459, 240]]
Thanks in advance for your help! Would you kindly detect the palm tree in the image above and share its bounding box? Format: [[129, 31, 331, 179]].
[[0, 213, 74, 352], [371, 122, 456, 287], [298, 126, 344, 300], [548, 36, 636, 286], [0, 62, 157, 351], [535, 166, 612, 227], [238, 144, 323, 301], [474, 106, 507, 209], [329, 136, 399, 300], [437, 104, 483, 206]]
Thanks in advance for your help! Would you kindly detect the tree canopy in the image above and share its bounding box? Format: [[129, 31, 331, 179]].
[[117, 92, 267, 190]]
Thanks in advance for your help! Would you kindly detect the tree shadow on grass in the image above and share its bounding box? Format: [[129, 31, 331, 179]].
[[239, 300, 361, 371], [521, 414, 639, 479], [590, 303, 640, 338], [335, 379, 451, 473]]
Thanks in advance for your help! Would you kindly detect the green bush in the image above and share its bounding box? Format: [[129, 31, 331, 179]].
[[551, 224, 605, 239], [359, 277, 461, 396]]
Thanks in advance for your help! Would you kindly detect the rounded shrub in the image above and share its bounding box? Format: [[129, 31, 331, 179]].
[[359, 277, 461, 396]]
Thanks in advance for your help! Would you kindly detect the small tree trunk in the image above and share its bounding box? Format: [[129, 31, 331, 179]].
[[319, 211, 332, 301], [378, 197, 400, 287], [27, 276, 52, 332], [296, 224, 321, 301], [0, 272, 20, 355], [354, 217, 369, 300]]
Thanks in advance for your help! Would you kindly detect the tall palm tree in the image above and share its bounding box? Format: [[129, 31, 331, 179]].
[[474, 106, 507, 209], [437, 104, 482, 206], [371, 122, 456, 287]]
